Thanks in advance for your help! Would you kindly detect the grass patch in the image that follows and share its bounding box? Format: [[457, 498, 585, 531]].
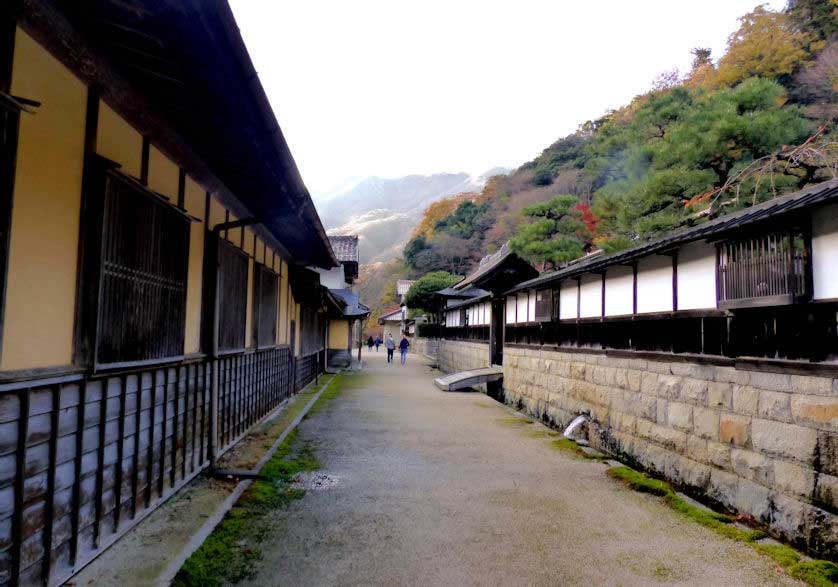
[[173, 376, 345, 587], [607, 466, 837, 586], [549, 438, 610, 462], [496, 415, 534, 426]]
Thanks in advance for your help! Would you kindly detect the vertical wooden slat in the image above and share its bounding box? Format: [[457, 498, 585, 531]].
[[113, 374, 127, 531], [131, 374, 142, 518], [10, 390, 29, 584], [93, 379, 107, 547], [199, 362, 207, 465], [158, 368, 168, 497], [180, 367, 187, 481], [69, 380, 86, 565], [191, 364, 198, 472], [171, 368, 180, 488], [145, 369, 157, 507], [40, 386, 60, 583]]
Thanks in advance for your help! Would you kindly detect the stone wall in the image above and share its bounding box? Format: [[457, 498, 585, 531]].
[[437, 340, 491, 390], [411, 337, 439, 360], [502, 344, 837, 558]]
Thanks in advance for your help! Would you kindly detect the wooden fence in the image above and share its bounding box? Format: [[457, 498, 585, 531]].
[[0, 344, 311, 586]]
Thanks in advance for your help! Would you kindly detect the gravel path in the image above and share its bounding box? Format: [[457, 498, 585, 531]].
[[244, 351, 799, 586]]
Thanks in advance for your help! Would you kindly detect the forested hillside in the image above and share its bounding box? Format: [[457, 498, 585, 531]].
[[396, 0, 838, 283]]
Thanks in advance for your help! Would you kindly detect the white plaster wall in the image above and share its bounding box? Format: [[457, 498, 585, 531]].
[[506, 296, 516, 324], [605, 266, 633, 317], [314, 265, 346, 289], [517, 292, 529, 323], [677, 241, 717, 310], [579, 274, 602, 318], [813, 202, 838, 300], [637, 255, 673, 313], [559, 281, 577, 320]]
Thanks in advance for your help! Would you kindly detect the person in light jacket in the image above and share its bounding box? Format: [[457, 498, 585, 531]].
[[385, 333, 395, 363]]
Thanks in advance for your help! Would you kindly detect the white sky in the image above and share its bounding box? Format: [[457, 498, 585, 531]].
[[230, 0, 786, 195]]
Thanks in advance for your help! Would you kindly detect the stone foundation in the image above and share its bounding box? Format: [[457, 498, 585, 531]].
[[436, 339, 491, 390], [502, 344, 837, 558], [411, 337, 439, 360]]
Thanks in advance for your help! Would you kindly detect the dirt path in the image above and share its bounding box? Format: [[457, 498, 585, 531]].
[[243, 351, 798, 586]]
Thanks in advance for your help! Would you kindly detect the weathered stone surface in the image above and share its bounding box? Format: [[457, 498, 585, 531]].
[[670, 362, 714, 381], [686, 434, 709, 464], [637, 394, 657, 420], [735, 478, 772, 523], [626, 370, 641, 392], [790, 395, 838, 431], [818, 431, 838, 476], [708, 468, 738, 510], [730, 448, 773, 487], [790, 375, 833, 396], [757, 390, 792, 422], [668, 402, 693, 432], [640, 372, 658, 395], [656, 398, 668, 425], [720, 414, 750, 447], [814, 473, 838, 510], [708, 440, 732, 469], [714, 366, 750, 386], [773, 459, 815, 500], [749, 371, 791, 393], [681, 379, 709, 406], [657, 375, 683, 401], [751, 419, 818, 464], [693, 406, 719, 440], [732, 386, 759, 416], [708, 382, 733, 410]]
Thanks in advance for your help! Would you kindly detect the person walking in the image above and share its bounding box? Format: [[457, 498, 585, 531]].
[[366, 335, 374, 351], [399, 335, 410, 365], [374, 336, 381, 352], [385, 333, 395, 363]]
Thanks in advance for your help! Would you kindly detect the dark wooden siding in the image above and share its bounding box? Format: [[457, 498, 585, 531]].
[[96, 172, 190, 367], [217, 241, 248, 353], [252, 263, 278, 349], [0, 345, 302, 586]]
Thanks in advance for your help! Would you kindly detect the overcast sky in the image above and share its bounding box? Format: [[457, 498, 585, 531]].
[[230, 0, 785, 196]]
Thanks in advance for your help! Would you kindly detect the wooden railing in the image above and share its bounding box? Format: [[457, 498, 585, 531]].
[[717, 233, 809, 308]]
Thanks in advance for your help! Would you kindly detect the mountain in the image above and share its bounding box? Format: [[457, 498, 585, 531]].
[[316, 169, 510, 264]]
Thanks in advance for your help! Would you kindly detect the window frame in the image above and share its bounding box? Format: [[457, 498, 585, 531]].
[[216, 237, 249, 354], [251, 261, 279, 349]]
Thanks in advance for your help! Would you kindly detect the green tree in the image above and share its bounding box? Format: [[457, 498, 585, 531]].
[[434, 201, 492, 239], [510, 195, 588, 270], [786, 0, 838, 42], [403, 271, 461, 312]]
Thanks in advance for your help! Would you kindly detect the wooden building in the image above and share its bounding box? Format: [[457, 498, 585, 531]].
[[0, 1, 339, 584]]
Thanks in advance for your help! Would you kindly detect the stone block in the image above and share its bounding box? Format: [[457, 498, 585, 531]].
[[614, 369, 628, 390], [648, 361, 672, 375], [750, 371, 791, 393], [732, 385, 759, 416], [686, 434, 709, 464], [651, 424, 687, 453], [657, 375, 683, 401], [707, 468, 738, 510], [708, 382, 733, 410], [790, 375, 833, 396], [693, 406, 719, 440], [570, 362, 586, 380], [627, 370, 641, 392], [714, 366, 750, 385], [751, 419, 818, 464], [818, 430, 838, 476], [730, 448, 773, 487], [656, 398, 668, 425], [668, 402, 693, 432], [772, 459, 815, 500], [814, 472, 838, 510], [636, 418, 655, 441], [757, 390, 792, 422], [708, 440, 732, 469], [790, 395, 838, 431], [720, 413, 750, 447], [735, 478, 772, 523], [670, 362, 715, 380], [681, 379, 709, 406], [641, 371, 658, 395], [637, 394, 657, 420]]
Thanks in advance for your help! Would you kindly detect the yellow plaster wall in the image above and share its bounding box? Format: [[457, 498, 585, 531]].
[[328, 320, 350, 350], [184, 177, 205, 354], [147, 145, 179, 199], [97, 102, 142, 178], [2, 29, 87, 370], [226, 212, 240, 246], [209, 196, 225, 232], [243, 228, 255, 256], [255, 239, 264, 264]]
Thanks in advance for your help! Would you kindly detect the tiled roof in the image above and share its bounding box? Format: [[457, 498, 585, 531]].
[[508, 179, 838, 294], [329, 235, 360, 264]]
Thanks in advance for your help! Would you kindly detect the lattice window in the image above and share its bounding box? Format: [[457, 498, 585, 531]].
[[96, 171, 190, 366], [252, 262, 278, 348], [534, 289, 552, 322], [218, 240, 248, 352], [717, 231, 810, 309]]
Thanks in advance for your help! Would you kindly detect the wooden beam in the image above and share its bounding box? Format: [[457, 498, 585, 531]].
[[672, 251, 678, 312]]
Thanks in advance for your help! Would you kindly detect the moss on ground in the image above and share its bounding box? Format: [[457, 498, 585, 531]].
[[173, 376, 347, 587], [496, 415, 535, 426], [549, 438, 611, 463], [607, 466, 837, 586]]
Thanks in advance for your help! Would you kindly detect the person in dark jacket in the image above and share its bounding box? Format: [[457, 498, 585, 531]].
[[399, 336, 410, 365], [374, 336, 381, 351], [367, 335, 374, 351]]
